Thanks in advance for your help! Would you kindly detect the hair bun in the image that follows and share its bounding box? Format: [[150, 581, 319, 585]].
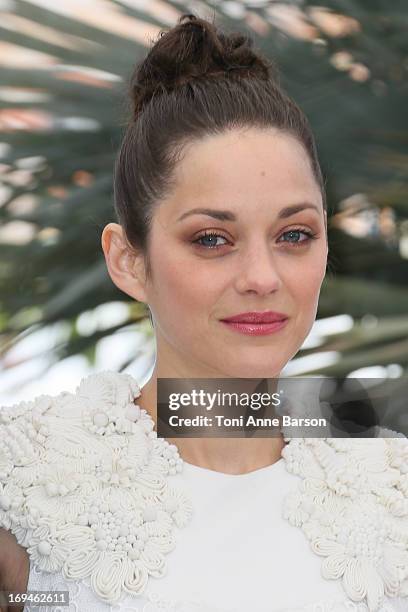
[[131, 13, 274, 116]]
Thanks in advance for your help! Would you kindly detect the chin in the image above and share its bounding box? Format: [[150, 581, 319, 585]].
[[219, 361, 285, 379]]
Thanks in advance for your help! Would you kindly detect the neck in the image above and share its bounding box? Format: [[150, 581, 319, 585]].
[[137, 366, 286, 476]]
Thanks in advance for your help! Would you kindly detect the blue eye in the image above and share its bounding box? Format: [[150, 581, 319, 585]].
[[279, 229, 315, 245], [193, 232, 228, 249], [193, 228, 317, 251]]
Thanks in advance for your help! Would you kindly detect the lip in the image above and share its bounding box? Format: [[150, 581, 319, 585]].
[[220, 319, 288, 336], [220, 311, 288, 324]]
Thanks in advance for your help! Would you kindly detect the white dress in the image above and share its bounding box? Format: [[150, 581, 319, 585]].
[[0, 371, 407, 612]]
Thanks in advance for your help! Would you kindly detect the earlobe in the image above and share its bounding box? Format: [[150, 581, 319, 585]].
[[101, 223, 148, 303]]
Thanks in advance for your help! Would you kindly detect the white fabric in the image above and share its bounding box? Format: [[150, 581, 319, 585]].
[[0, 370, 406, 612], [25, 460, 407, 611]]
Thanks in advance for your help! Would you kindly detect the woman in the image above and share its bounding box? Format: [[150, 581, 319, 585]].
[[0, 13, 407, 612]]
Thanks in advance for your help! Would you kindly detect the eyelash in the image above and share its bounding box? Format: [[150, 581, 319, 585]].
[[192, 228, 318, 250]]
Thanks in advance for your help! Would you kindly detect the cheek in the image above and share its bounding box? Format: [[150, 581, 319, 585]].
[[285, 248, 326, 310], [148, 244, 221, 319]]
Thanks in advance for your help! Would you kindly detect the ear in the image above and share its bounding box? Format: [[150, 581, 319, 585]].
[[101, 223, 148, 303]]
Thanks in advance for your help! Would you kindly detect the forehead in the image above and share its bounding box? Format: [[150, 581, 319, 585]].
[[160, 127, 321, 219]]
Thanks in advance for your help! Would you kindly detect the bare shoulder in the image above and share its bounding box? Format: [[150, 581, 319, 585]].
[[0, 528, 29, 611]]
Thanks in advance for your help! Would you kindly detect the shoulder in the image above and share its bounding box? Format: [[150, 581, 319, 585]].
[[0, 369, 142, 451], [0, 369, 143, 539], [0, 370, 191, 606], [0, 370, 144, 523], [282, 436, 408, 505], [1, 369, 142, 422], [282, 437, 408, 608]]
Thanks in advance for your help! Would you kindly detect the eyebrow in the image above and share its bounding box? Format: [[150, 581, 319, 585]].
[[176, 203, 320, 222]]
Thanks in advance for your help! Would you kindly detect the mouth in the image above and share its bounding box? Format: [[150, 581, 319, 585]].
[[221, 311, 287, 324], [221, 317, 288, 336]]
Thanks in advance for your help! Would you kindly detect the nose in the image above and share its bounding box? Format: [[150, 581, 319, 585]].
[[234, 241, 283, 296]]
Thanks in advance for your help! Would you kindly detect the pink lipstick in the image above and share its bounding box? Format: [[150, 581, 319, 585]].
[[220, 311, 288, 336]]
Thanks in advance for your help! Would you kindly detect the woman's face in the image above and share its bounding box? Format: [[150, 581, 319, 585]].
[[142, 128, 328, 378]]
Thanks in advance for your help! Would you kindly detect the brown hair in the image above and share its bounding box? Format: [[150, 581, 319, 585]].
[[114, 13, 326, 278]]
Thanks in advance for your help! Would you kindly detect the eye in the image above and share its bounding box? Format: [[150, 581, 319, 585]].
[[192, 231, 229, 249], [192, 227, 318, 251], [278, 228, 317, 247]]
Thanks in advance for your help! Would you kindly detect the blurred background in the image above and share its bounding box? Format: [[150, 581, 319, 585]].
[[0, 0, 407, 430]]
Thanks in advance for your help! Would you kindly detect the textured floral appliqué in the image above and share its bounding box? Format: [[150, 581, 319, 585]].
[[0, 371, 192, 605], [282, 437, 408, 612]]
